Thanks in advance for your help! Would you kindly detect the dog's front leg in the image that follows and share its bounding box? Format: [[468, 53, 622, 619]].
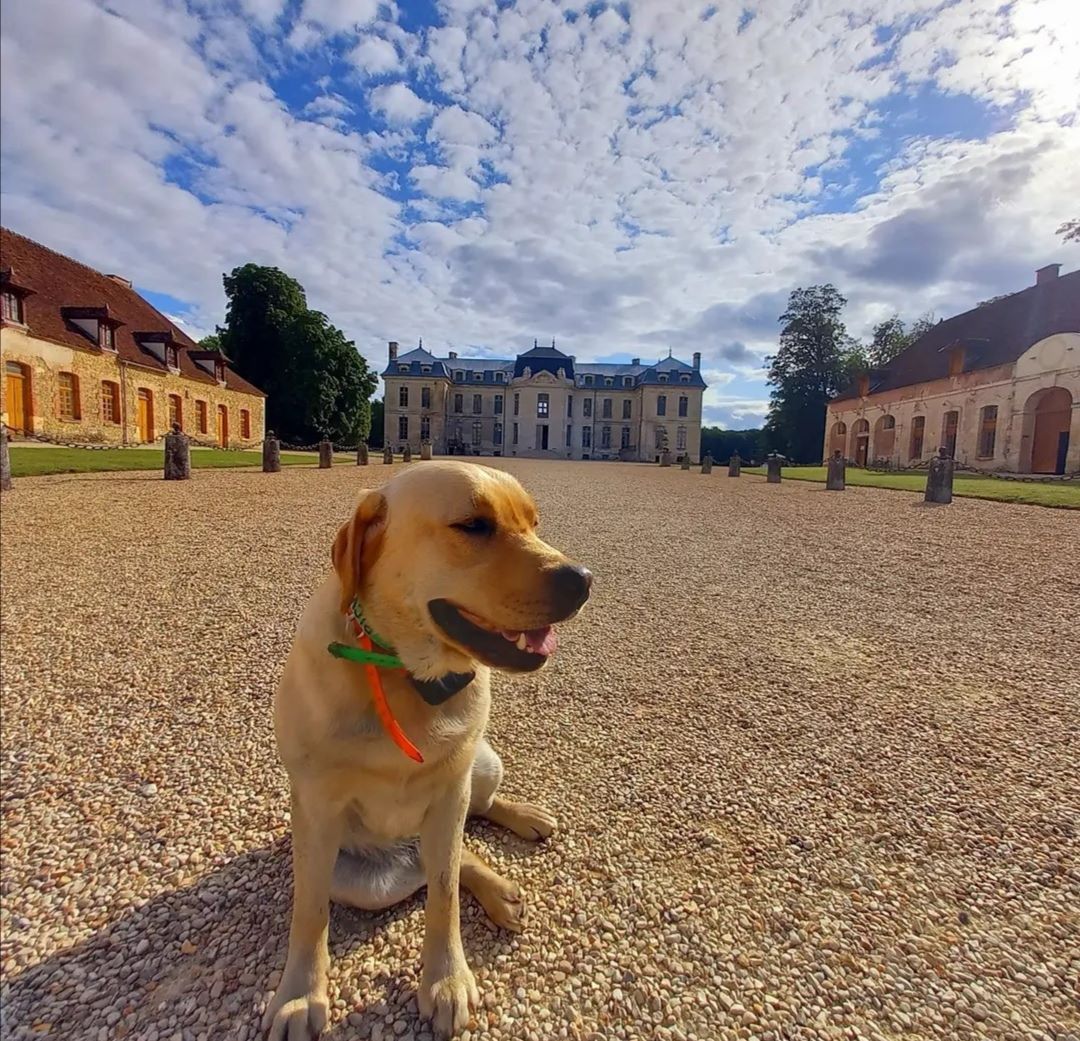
[[263, 785, 342, 1040], [417, 777, 480, 1038]]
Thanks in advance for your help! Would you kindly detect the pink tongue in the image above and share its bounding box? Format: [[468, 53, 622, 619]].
[[525, 626, 558, 655], [501, 626, 559, 655]]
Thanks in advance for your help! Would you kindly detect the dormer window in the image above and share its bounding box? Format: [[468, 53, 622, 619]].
[[605, 377, 613, 386], [584, 375, 594, 386], [658, 374, 668, 382], [623, 377, 632, 387], [399, 364, 409, 373], [495, 372, 504, 382], [99, 322, 116, 350], [455, 370, 464, 381], [421, 365, 431, 374], [166, 345, 179, 371], [474, 372, 483, 381], [680, 374, 690, 382], [2, 289, 25, 324], [215, 360, 226, 384]]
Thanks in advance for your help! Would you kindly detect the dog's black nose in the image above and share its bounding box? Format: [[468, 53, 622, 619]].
[[550, 564, 592, 616]]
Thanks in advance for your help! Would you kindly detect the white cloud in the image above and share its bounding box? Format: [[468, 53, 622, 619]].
[[348, 34, 399, 75], [368, 82, 433, 125], [1, 0, 1077, 423]]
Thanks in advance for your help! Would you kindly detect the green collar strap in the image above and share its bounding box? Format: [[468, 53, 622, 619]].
[[327, 598, 405, 669]]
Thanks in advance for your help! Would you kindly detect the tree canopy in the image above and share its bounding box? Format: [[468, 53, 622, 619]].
[[866, 312, 935, 367], [197, 333, 222, 352], [215, 264, 377, 444], [763, 285, 865, 462], [700, 426, 764, 463]]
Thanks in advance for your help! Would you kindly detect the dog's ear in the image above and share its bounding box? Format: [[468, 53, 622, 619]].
[[331, 490, 387, 613]]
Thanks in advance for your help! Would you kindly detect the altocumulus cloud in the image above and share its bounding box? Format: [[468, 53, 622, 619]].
[[1, 0, 1077, 428]]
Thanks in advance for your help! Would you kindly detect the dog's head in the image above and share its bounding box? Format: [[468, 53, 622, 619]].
[[332, 461, 591, 691]]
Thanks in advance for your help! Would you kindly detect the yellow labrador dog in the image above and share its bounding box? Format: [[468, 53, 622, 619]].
[[263, 461, 591, 1040]]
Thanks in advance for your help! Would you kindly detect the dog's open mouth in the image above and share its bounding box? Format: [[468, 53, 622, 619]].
[[428, 599, 558, 671]]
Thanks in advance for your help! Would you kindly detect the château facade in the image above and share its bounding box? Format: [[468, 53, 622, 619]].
[[382, 341, 707, 462]]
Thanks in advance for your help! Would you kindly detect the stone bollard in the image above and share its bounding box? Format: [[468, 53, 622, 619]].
[[826, 450, 846, 491], [421, 440, 433, 461], [164, 423, 191, 480], [701, 453, 713, 474], [403, 444, 412, 463], [0, 425, 12, 492], [383, 446, 394, 464], [660, 451, 672, 467], [318, 439, 333, 469], [680, 453, 691, 470], [924, 447, 954, 504], [728, 452, 741, 477], [766, 453, 782, 484], [262, 432, 281, 473], [356, 443, 369, 466]]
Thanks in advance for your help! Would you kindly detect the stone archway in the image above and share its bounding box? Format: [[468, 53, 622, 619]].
[[1024, 387, 1072, 474], [850, 418, 869, 466], [873, 415, 896, 462], [828, 420, 847, 458]]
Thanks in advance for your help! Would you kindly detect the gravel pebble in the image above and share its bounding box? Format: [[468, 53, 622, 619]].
[[1, 462, 1078, 1041]]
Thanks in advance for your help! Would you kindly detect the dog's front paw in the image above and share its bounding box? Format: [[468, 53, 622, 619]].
[[418, 964, 480, 1038], [508, 801, 558, 840], [262, 976, 329, 1040]]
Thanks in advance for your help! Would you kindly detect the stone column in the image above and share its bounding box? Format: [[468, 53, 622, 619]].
[[356, 443, 369, 466], [766, 453, 782, 483], [826, 451, 846, 491], [318, 439, 333, 469], [680, 453, 691, 470], [164, 424, 191, 480], [262, 432, 281, 473], [924, 447, 954, 504], [383, 446, 394, 464], [403, 444, 412, 463], [421, 440, 433, 461], [701, 453, 713, 474], [660, 451, 672, 467], [0, 425, 12, 492], [728, 452, 741, 477]]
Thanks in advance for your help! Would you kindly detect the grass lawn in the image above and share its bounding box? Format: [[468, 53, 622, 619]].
[[743, 465, 1080, 508], [7, 446, 336, 476]]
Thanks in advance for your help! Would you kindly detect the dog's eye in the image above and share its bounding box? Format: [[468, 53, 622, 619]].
[[452, 517, 494, 536]]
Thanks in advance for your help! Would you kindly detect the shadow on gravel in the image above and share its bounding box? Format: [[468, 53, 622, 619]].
[[4, 831, 534, 1041]]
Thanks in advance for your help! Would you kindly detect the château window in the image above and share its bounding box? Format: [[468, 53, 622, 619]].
[[421, 386, 431, 409], [512, 422, 519, 445], [537, 393, 549, 417], [240, 408, 250, 439], [622, 399, 631, 419], [678, 395, 688, 418], [584, 375, 594, 386], [454, 393, 463, 413], [494, 394, 503, 414], [657, 395, 667, 417], [196, 399, 209, 433], [513, 393, 520, 416], [474, 372, 483, 381], [399, 416, 409, 440], [582, 426, 592, 448], [473, 394, 482, 414], [421, 416, 431, 439], [677, 426, 687, 451], [399, 386, 409, 407], [978, 405, 998, 458], [101, 381, 121, 424], [169, 393, 183, 430], [493, 421, 502, 443], [620, 426, 631, 448], [2, 290, 25, 324], [601, 398, 612, 419], [583, 398, 593, 418], [601, 425, 611, 449], [455, 370, 464, 381], [58, 372, 81, 420], [623, 377, 632, 387]]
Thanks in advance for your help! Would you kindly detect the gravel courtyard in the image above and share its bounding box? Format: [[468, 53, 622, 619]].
[[1, 460, 1078, 1041]]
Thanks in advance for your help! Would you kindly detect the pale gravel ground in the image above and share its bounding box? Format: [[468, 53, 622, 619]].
[[1, 460, 1078, 1041]]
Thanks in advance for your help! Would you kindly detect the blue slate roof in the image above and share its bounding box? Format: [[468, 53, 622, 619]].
[[382, 347, 450, 378], [512, 344, 575, 379]]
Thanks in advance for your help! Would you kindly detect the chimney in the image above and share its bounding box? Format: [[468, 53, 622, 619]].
[[692, 351, 701, 370], [388, 340, 398, 361], [106, 274, 132, 288], [448, 350, 458, 359], [631, 357, 640, 366], [1036, 263, 1061, 286]]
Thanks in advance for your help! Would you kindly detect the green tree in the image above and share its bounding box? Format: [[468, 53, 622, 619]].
[[764, 285, 864, 462], [368, 398, 384, 448], [217, 264, 376, 444], [1057, 218, 1080, 243], [700, 427, 765, 462], [197, 333, 222, 352], [867, 312, 935, 367]]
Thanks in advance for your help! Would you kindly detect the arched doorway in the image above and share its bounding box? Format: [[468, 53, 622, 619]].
[[4, 360, 32, 434], [1026, 387, 1072, 474], [828, 421, 846, 458], [850, 419, 869, 466], [873, 415, 896, 462]]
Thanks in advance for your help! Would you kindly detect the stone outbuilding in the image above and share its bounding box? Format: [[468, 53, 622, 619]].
[[2, 228, 265, 446], [824, 265, 1079, 474]]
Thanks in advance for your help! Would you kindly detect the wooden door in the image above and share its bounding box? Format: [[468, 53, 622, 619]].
[[136, 389, 153, 442], [4, 361, 30, 433], [217, 404, 228, 447]]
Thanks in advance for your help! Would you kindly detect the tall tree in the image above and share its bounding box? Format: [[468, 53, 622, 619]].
[[217, 265, 377, 444], [867, 312, 935, 367], [700, 427, 765, 462], [765, 285, 864, 462], [368, 398, 384, 448], [197, 333, 222, 352]]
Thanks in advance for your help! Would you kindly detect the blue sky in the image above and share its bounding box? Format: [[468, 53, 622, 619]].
[[2, 0, 1078, 427]]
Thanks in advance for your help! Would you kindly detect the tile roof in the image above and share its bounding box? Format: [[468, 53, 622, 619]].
[[832, 267, 1080, 401], [1, 227, 264, 397]]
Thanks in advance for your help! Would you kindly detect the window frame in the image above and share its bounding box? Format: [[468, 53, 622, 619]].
[[537, 392, 550, 418], [601, 398, 612, 419], [454, 393, 463, 413], [977, 405, 998, 458], [398, 415, 409, 440], [494, 394, 503, 415], [58, 371, 81, 420], [473, 393, 482, 415], [240, 408, 250, 439], [678, 395, 688, 418], [2, 290, 25, 324], [421, 386, 431, 409], [657, 394, 667, 417], [399, 385, 409, 407], [101, 380, 121, 425], [195, 399, 209, 434], [169, 393, 184, 431], [622, 399, 631, 420]]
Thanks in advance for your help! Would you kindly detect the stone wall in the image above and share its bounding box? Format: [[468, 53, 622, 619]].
[[1, 326, 265, 447]]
